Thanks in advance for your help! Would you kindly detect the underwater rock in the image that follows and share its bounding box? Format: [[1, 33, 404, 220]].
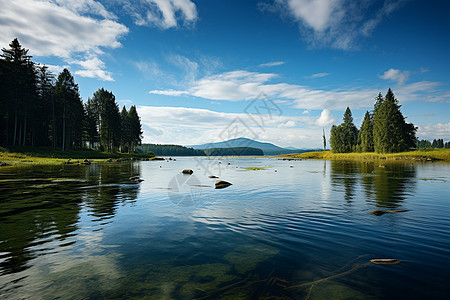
[[215, 180, 232, 189], [182, 169, 194, 174], [390, 209, 409, 213], [370, 210, 388, 216], [370, 258, 400, 265], [371, 209, 409, 216]]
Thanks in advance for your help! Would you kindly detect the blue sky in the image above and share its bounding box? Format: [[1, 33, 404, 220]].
[[1, 0, 449, 148]]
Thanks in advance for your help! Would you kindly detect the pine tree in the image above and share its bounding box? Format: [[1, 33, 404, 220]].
[[34, 65, 54, 146], [94, 89, 121, 152], [128, 105, 143, 152], [373, 88, 416, 153], [357, 111, 374, 152], [329, 107, 358, 153], [1, 38, 36, 146], [54, 69, 83, 150], [84, 98, 99, 148], [120, 106, 131, 152]]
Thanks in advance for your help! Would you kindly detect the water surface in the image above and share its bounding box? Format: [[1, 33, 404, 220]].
[[0, 158, 449, 299]]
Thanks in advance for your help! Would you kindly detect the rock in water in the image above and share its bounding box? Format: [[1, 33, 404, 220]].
[[209, 175, 219, 178], [370, 210, 388, 216], [370, 258, 400, 265], [390, 209, 409, 213], [215, 180, 232, 189], [182, 169, 193, 174]]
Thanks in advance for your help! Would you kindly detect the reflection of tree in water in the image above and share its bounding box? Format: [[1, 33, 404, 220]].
[[0, 170, 84, 276], [83, 163, 141, 221], [371, 163, 416, 208], [330, 162, 359, 203], [0, 163, 141, 278], [330, 161, 416, 208]]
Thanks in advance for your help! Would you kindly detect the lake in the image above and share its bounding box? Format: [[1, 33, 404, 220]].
[[0, 157, 449, 299]]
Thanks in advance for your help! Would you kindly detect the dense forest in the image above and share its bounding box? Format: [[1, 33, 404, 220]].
[[0, 39, 142, 152], [329, 89, 448, 153]]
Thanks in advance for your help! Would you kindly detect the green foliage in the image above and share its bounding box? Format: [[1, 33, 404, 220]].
[[54, 69, 84, 151], [417, 139, 432, 148], [329, 107, 358, 153], [127, 106, 143, 152], [0, 39, 143, 154], [373, 89, 417, 153], [357, 111, 374, 152]]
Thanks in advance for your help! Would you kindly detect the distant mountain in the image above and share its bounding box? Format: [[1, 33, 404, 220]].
[[188, 137, 317, 155]]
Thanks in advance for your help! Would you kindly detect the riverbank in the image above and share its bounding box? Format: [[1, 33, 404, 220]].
[[0, 147, 156, 166], [279, 149, 450, 162]]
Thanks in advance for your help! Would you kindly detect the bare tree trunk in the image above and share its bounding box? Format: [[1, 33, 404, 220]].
[[18, 118, 22, 146], [62, 117, 66, 151], [13, 112, 17, 146], [22, 114, 27, 146]]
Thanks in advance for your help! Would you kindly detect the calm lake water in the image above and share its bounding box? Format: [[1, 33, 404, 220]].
[[0, 158, 449, 299]]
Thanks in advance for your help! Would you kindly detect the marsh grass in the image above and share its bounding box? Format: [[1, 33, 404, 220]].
[[279, 149, 450, 162]]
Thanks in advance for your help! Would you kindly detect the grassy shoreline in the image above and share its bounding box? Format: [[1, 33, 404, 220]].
[[0, 146, 156, 166], [278, 149, 450, 162]]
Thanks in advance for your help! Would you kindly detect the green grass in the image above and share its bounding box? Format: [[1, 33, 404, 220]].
[[278, 149, 450, 162], [0, 146, 156, 166]]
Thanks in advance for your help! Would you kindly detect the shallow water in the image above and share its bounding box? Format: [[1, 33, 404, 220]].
[[0, 158, 449, 299]]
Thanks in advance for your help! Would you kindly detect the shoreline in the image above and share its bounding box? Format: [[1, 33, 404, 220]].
[[0, 147, 156, 167], [277, 149, 450, 162]]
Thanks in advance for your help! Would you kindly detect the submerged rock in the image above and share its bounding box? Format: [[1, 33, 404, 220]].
[[390, 209, 409, 213], [370, 210, 388, 216], [371, 209, 409, 216], [215, 180, 232, 189], [182, 169, 193, 174], [370, 258, 400, 265]]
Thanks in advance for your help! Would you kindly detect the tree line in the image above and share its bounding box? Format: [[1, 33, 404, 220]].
[[330, 89, 419, 153], [137, 144, 264, 156], [417, 139, 450, 149], [137, 144, 206, 156], [0, 39, 142, 152]]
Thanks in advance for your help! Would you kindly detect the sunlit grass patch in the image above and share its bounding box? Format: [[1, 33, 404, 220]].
[[278, 149, 450, 162], [243, 167, 268, 171]]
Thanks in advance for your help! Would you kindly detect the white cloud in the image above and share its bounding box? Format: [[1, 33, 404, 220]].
[[150, 69, 449, 109], [315, 109, 336, 126], [417, 123, 450, 140], [124, 0, 198, 29], [0, 0, 128, 80], [267, 0, 405, 49], [46, 0, 117, 20], [168, 54, 199, 83], [308, 72, 330, 79], [259, 61, 285, 67], [379, 68, 410, 85], [42, 63, 70, 75], [136, 106, 325, 147]]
